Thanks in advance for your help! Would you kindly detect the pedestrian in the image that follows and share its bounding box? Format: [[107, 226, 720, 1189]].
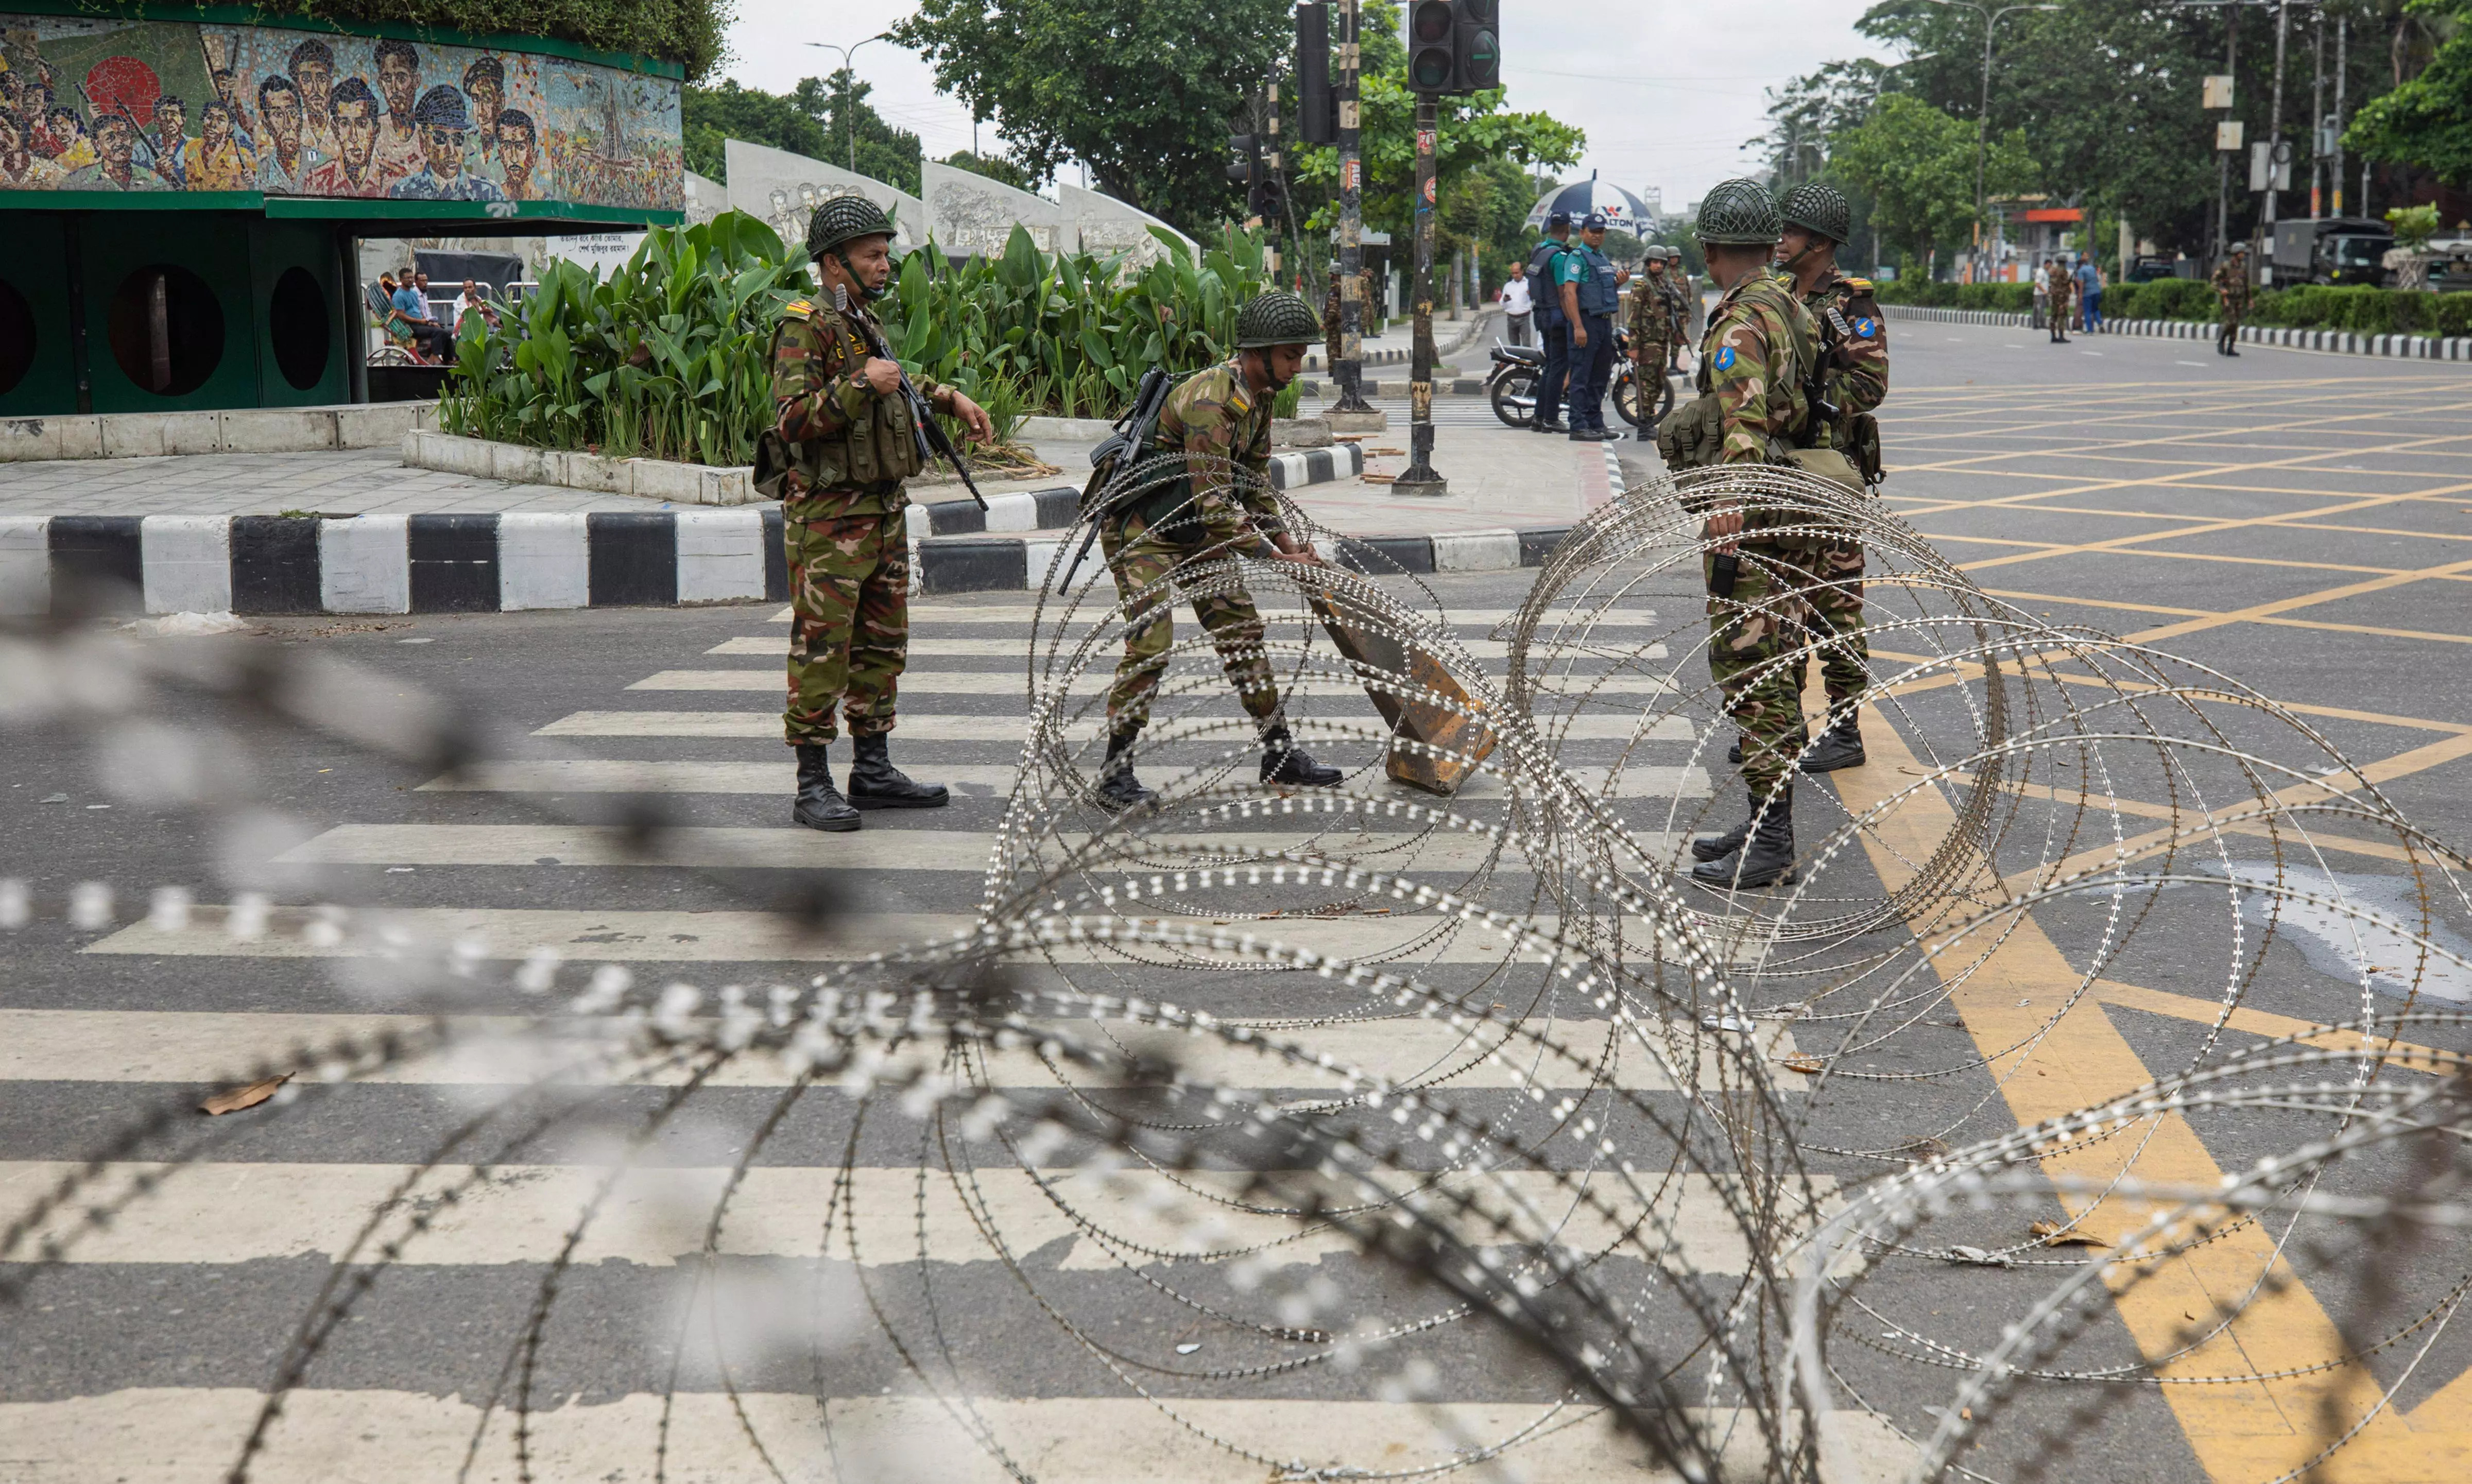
[[2076, 253, 2103, 334], [388, 271, 447, 358], [1499, 257, 1534, 346], [1090, 290, 1347, 809], [2043, 256, 2073, 344], [456, 278, 499, 333], [1625, 245, 1678, 411], [1770, 181, 1888, 776], [1526, 211, 1574, 433], [1556, 210, 1628, 442], [763, 195, 995, 831], [1651, 178, 1826, 890], [2212, 245, 2251, 356]]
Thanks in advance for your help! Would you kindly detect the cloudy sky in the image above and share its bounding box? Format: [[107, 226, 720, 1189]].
[[722, 2, 1892, 209]]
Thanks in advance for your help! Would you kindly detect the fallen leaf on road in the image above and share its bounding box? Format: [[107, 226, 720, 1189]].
[[1363, 473, 1397, 484], [200, 1073, 290, 1115], [1776, 1054, 1826, 1075], [2030, 1220, 2108, 1249]]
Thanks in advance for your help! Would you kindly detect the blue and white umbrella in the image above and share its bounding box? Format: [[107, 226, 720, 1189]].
[[1525, 174, 1656, 238]]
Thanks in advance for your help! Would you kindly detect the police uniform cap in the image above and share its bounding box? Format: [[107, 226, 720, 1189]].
[[807, 194, 896, 260], [411, 84, 471, 132], [1547, 210, 1572, 229], [1582, 210, 1609, 231], [1694, 178, 1783, 245], [1235, 289, 1321, 349]]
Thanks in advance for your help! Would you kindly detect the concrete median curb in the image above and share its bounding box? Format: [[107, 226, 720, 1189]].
[[1, 403, 439, 462], [1880, 302, 2472, 361]]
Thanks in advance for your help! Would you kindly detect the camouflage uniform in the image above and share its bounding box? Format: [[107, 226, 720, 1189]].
[[766, 292, 944, 748], [2212, 255, 2252, 353], [1627, 266, 1680, 383], [1104, 359, 1286, 734], [2044, 261, 2073, 341], [1696, 270, 1821, 800], [1323, 279, 1344, 370], [1790, 270, 1890, 710]]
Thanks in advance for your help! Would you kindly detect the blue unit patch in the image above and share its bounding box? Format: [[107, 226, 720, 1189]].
[[1712, 346, 1736, 370], [1854, 316, 1878, 337]]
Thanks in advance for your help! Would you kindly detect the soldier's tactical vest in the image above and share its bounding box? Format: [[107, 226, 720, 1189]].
[[755, 300, 924, 499]]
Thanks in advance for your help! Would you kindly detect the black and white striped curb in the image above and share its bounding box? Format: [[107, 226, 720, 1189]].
[[932, 523, 1583, 596], [1881, 303, 2472, 361], [0, 450, 1371, 616]]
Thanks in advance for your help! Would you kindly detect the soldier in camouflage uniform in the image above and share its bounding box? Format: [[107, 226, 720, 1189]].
[[762, 195, 994, 831], [1652, 178, 1824, 890], [2212, 244, 2251, 356], [1627, 247, 1680, 402], [1774, 182, 1888, 774], [2044, 257, 2074, 344], [1323, 268, 1344, 373], [1093, 290, 1347, 810]]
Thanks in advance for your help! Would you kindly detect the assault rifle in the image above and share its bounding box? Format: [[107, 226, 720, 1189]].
[[835, 284, 985, 511], [1058, 365, 1177, 585]]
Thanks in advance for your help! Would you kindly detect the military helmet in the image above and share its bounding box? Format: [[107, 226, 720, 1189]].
[[1695, 178, 1783, 245], [1235, 289, 1321, 349], [1779, 182, 1852, 245], [806, 194, 895, 260]]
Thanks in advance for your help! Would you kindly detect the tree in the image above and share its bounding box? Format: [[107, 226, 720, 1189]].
[[1287, 1, 1584, 283], [2349, 0, 2472, 186], [891, 0, 1290, 232], [941, 150, 1035, 192], [1832, 95, 2034, 271], [680, 71, 922, 194]]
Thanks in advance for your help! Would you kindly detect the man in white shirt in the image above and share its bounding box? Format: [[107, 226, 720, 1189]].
[[1498, 258, 1535, 345]]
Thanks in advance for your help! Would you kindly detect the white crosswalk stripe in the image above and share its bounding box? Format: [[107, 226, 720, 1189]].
[[6, 585, 1774, 1480]]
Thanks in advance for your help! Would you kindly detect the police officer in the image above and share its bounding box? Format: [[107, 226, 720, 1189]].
[[765, 196, 994, 832], [1773, 182, 1888, 773], [1526, 211, 1575, 433], [1557, 211, 1627, 441], [1653, 179, 1825, 890], [1093, 290, 1347, 810]]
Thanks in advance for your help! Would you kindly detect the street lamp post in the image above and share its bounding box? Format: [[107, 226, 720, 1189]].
[[804, 34, 892, 175], [1924, 0, 2058, 281]]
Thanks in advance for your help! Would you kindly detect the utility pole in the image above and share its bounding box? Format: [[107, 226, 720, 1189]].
[[1263, 82, 1283, 281], [1395, 97, 1446, 496], [2216, 9, 2238, 263], [2309, 9, 2324, 220], [2330, 14, 2346, 215], [1923, 2, 2059, 281], [1330, 0, 1380, 428], [2262, 0, 2290, 281]]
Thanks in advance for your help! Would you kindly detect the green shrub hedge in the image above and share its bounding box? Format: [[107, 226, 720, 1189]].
[[1878, 273, 2472, 336]]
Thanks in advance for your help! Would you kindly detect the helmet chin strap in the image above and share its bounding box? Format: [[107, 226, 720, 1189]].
[[831, 248, 890, 302]]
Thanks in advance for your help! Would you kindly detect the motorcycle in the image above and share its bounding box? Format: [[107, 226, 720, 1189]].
[[1489, 331, 1679, 431]]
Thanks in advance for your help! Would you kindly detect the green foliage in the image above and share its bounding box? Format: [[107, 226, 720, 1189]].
[[440, 211, 808, 465], [2100, 277, 2218, 322], [441, 212, 1296, 466], [681, 72, 922, 193], [1870, 280, 2033, 312], [891, 0, 1290, 231], [2388, 203, 2444, 250], [1830, 95, 2034, 270], [2348, 0, 2472, 187], [941, 150, 1033, 193], [255, 0, 729, 78], [883, 222, 1293, 422]]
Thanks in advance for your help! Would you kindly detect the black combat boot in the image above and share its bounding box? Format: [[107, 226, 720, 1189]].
[[1535, 418, 1568, 434], [846, 733, 949, 809], [1690, 808, 1753, 863], [1727, 735, 1742, 765], [1798, 709, 1866, 773], [1690, 786, 1797, 890], [1094, 727, 1157, 812], [793, 743, 860, 832], [1261, 724, 1344, 787]]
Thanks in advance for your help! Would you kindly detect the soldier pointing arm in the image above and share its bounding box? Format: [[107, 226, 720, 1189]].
[[767, 195, 993, 832]]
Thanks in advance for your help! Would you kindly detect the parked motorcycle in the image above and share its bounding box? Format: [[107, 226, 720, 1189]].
[[1490, 332, 1679, 431]]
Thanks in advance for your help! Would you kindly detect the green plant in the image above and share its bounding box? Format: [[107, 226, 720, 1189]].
[[2387, 204, 2443, 252]]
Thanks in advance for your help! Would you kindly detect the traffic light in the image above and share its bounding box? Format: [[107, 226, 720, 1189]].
[[1295, 2, 1335, 145], [1454, 0, 1501, 92], [1227, 131, 1259, 192], [1404, 1, 1501, 96]]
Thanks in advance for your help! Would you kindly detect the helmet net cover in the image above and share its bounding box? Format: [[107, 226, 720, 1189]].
[[1780, 183, 1852, 246], [1235, 290, 1323, 349], [1695, 178, 1784, 246], [807, 195, 896, 261]]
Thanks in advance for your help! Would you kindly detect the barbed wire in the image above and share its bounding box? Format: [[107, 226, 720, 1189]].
[[2, 456, 2466, 1483]]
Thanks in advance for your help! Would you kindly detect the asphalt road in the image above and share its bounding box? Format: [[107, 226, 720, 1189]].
[[4, 319, 2469, 1482]]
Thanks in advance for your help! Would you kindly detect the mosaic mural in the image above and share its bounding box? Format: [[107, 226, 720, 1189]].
[[0, 13, 681, 210]]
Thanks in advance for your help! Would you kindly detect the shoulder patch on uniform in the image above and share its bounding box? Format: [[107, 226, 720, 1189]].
[[1711, 346, 1737, 371], [784, 299, 813, 318], [1853, 316, 1878, 337], [1844, 277, 1874, 291]]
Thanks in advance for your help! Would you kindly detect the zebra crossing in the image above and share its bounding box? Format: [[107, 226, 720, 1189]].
[[1, 592, 1918, 1481]]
